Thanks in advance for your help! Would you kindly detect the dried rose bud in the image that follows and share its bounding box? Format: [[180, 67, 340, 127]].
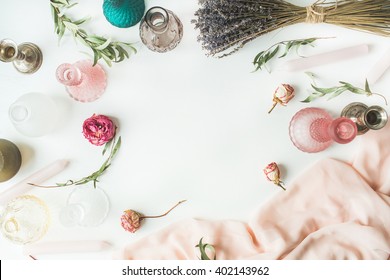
[[263, 162, 286, 191], [121, 210, 143, 233], [268, 84, 295, 113], [82, 114, 116, 146], [120, 200, 186, 233]]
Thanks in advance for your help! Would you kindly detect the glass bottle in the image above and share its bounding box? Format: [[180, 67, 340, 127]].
[[103, 0, 145, 28], [340, 102, 388, 135], [56, 60, 107, 103], [289, 107, 358, 153], [9, 92, 59, 137], [0, 195, 50, 244], [0, 139, 22, 182], [0, 39, 43, 74], [139, 6, 183, 53], [59, 186, 110, 227]]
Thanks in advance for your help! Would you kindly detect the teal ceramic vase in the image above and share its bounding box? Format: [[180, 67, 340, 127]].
[[103, 0, 145, 28]]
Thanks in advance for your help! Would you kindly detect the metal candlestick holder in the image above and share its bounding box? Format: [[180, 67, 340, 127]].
[[0, 39, 43, 74], [341, 102, 388, 135]]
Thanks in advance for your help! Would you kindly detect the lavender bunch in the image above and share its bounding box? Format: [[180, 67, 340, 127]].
[[192, 0, 304, 57], [192, 0, 390, 57]]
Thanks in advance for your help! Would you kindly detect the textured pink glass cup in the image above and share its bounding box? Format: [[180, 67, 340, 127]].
[[56, 60, 107, 102], [289, 107, 357, 153]]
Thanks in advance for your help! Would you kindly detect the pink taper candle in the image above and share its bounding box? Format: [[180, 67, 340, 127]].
[[280, 44, 369, 71], [23, 240, 112, 255], [366, 47, 390, 84], [0, 159, 69, 206]]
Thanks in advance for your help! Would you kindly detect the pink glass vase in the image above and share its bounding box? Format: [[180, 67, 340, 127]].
[[56, 60, 107, 102], [289, 107, 358, 153]]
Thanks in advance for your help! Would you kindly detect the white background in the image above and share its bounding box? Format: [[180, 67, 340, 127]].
[[1, 0, 389, 259]]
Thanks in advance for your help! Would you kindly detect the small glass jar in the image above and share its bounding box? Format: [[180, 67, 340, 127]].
[[139, 6, 183, 53], [0, 195, 50, 244]]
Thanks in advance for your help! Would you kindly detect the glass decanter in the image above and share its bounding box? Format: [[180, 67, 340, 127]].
[[59, 186, 110, 227], [8, 92, 59, 137], [139, 6, 183, 53], [0, 195, 50, 244], [289, 107, 358, 153], [0, 38, 43, 74], [56, 60, 107, 103]]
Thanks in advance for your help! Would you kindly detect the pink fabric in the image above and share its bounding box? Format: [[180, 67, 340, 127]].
[[116, 124, 390, 260]]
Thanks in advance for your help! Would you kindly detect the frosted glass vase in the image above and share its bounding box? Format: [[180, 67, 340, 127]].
[[59, 186, 110, 227], [0, 195, 50, 244], [56, 60, 107, 103], [9, 92, 59, 137], [139, 6, 183, 53], [289, 107, 358, 153]]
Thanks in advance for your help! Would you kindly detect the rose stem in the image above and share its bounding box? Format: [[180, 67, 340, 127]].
[[142, 200, 187, 219]]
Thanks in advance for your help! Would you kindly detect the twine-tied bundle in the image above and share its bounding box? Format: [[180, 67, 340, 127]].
[[193, 0, 390, 57]]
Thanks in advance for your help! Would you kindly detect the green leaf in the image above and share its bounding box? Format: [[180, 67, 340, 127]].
[[364, 79, 372, 93], [311, 84, 341, 94], [50, 0, 136, 66], [196, 238, 216, 260]]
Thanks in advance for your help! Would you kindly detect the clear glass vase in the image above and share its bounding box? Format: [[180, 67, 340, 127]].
[[59, 186, 110, 227], [0, 195, 50, 244], [56, 60, 107, 103], [289, 107, 358, 153], [8, 92, 59, 137], [139, 6, 183, 53]]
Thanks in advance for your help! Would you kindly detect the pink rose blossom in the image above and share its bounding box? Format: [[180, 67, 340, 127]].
[[268, 84, 295, 113], [121, 210, 143, 233], [82, 114, 116, 146], [263, 162, 286, 190]]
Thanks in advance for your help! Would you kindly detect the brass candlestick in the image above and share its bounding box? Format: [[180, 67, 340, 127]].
[[0, 39, 43, 74], [341, 102, 388, 135]]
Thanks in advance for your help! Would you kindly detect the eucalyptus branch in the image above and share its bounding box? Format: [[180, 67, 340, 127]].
[[29, 136, 122, 189], [302, 79, 388, 105], [196, 238, 216, 260], [253, 37, 332, 72], [50, 0, 136, 66]]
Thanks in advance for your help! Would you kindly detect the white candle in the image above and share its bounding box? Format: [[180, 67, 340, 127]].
[[0, 159, 69, 206], [23, 240, 112, 255], [366, 47, 390, 84], [279, 44, 369, 72]]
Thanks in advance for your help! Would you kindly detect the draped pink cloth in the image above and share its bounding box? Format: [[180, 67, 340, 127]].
[[116, 124, 390, 260]]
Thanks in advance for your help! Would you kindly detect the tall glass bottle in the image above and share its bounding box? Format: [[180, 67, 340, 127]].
[[289, 107, 357, 153], [139, 6, 183, 53]]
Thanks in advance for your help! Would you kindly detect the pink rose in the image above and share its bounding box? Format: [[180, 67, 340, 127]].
[[82, 114, 116, 146], [268, 84, 295, 113], [120, 200, 186, 233], [263, 162, 286, 190], [121, 210, 143, 233]]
